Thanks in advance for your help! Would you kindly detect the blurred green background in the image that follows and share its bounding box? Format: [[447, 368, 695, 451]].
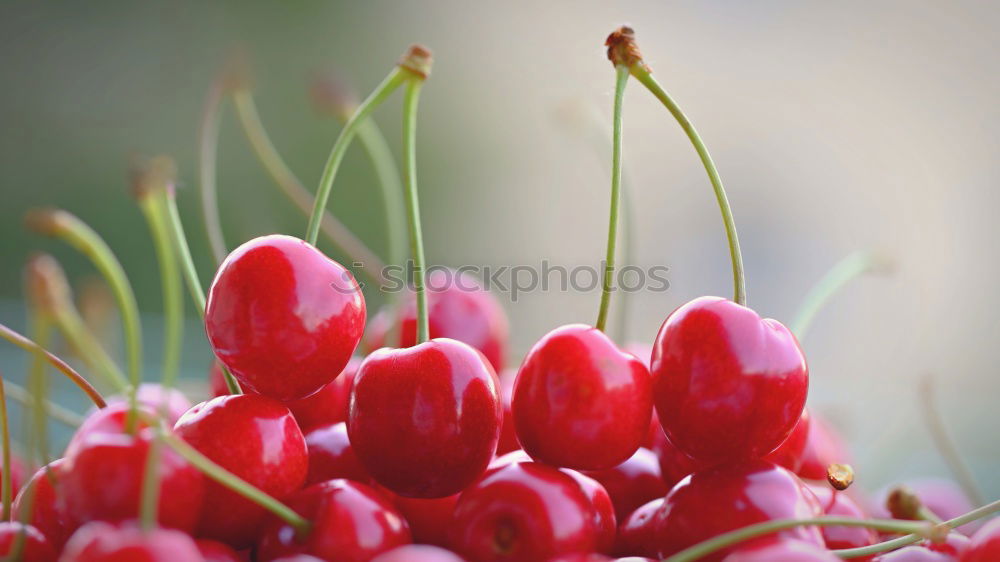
[[1, 1, 998, 500]]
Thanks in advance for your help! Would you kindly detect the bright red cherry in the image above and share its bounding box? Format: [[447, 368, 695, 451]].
[[196, 539, 245, 562], [584, 447, 669, 521], [796, 412, 851, 480], [448, 460, 604, 562], [512, 324, 652, 470], [720, 539, 839, 561], [614, 498, 662, 558], [653, 461, 824, 561], [958, 517, 1000, 561], [285, 358, 361, 432], [349, 338, 501, 498], [64, 401, 156, 459], [303, 422, 370, 485], [105, 383, 192, 424], [873, 545, 957, 561], [60, 520, 203, 561], [62, 427, 204, 532], [256, 479, 411, 561], [0, 522, 57, 561], [649, 424, 712, 489], [173, 394, 308, 548], [496, 368, 520, 455], [13, 459, 72, 550], [205, 234, 366, 401], [378, 487, 458, 548], [365, 268, 509, 372], [561, 469, 617, 554], [371, 544, 467, 562], [766, 408, 812, 474], [807, 484, 877, 553], [650, 296, 808, 464]]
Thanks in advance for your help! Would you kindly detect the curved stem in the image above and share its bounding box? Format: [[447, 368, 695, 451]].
[[199, 78, 228, 264], [306, 68, 408, 246], [791, 250, 887, 341], [27, 310, 52, 466], [595, 65, 629, 332], [628, 66, 746, 306], [919, 375, 985, 506], [0, 369, 12, 521], [139, 196, 184, 388], [4, 380, 82, 427], [401, 78, 429, 343], [0, 322, 107, 408]]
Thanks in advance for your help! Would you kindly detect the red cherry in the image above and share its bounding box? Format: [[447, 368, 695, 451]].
[[377, 487, 458, 548], [106, 383, 192, 424], [196, 539, 245, 562], [62, 427, 204, 532], [65, 401, 156, 459], [958, 517, 1000, 561], [650, 297, 808, 464], [271, 556, 324, 562], [720, 539, 839, 561], [489, 449, 532, 469], [205, 234, 366, 401], [797, 412, 851, 480], [766, 408, 812, 474], [285, 358, 361, 432], [496, 368, 520, 455], [173, 394, 308, 548], [807, 484, 877, 553], [870, 479, 979, 536], [13, 459, 72, 550], [0, 453, 26, 500], [653, 461, 824, 561], [583, 447, 669, 521], [0, 522, 57, 562], [256, 479, 411, 561], [512, 324, 652, 470], [649, 424, 712, 489], [561, 469, 617, 554], [349, 338, 501, 498], [614, 498, 663, 558], [303, 422, 370, 486], [209, 360, 232, 397], [60, 520, 203, 561], [371, 544, 467, 562], [365, 268, 509, 372], [873, 545, 957, 561], [448, 461, 604, 562]]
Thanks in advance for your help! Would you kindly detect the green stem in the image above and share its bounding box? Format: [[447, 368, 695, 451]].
[[199, 78, 228, 265], [306, 68, 408, 246], [401, 78, 429, 343], [0, 322, 107, 408], [791, 250, 887, 341], [4, 380, 82, 427], [139, 196, 184, 388], [0, 369, 12, 521], [27, 311, 51, 467], [595, 65, 629, 332], [920, 376, 985, 506], [629, 65, 746, 306], [139, 431, 162, 531]]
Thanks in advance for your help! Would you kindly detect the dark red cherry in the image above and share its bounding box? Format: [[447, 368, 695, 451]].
[[377, 486, 458, 547], [720, 539, 839, 561], [371, 544, 467, 562], [614, 498, 663, 558], [584, 447, 669, 521], [0, 522, 57, 561], [205, 234, 366, 401], [365, 268, 508, 372], [60, 520, 203, 561], [512, 324, 652, 470], [196, 539, 245, 562], [285, 358, 361, 432], [271, 556, 324, 562], [448, 460, 603, 562], [654, 461, 824, 561], [871, 479, 979, 536], [349, 338, 501, 498], [807, 484, 877, 553], [649, 424, 713, 489], [496, 368, 520, 455], [766, 408, 812, 474], [173, 394, 308, 548], [256, 479, 411, 561], [209, 360, 232, 397], [959, 517, 1000, 561], [651, 297, 808, 464], [105, 383, 192, 424], [797, 412, 851, 480], [304, 422, 370, 485], [13, 459, 72, 550], [62, 427, 204, 532]]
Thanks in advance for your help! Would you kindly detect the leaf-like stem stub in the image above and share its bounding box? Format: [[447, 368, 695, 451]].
[[24, 253, 71, 318], [605, 26, 649, 72], [399, 44, 433, 80]]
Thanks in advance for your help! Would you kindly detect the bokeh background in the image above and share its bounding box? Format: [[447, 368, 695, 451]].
[[1, 1, 997, 500]]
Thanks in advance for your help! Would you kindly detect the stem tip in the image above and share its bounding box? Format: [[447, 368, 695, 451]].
[[399, 45, 433, 79], [826, 463, 855, 491], [605, 25, 648, 71], [129, 155, 177, 200]]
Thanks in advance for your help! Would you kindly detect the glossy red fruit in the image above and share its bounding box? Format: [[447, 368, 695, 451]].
[[285, 358, 361, 432], [873, 545, 956, 561], [766, 409, 812, 474], [797, 412, 851, 480], [584, 447, 669, 521], [512, 324, 652, 470], [65, 402, 156, 459], [256, 479, 411, 561], [614, 498, 663, 558], [654, 461, 824, 561], [378, 487, 458, 548], [651, 297, 808, 464], [927, 533, 970, 558], [13, 459, 72, 550], [871, 479, 979, 536], [496, 368, 520, 455], [62, 427, 204, 532], [205, 234, 366, 401], [196, 539, 245, 562], [304, 422, 369, 485], [173, 394, 308, 548], [106, 383, 191, 424], [449, 461, 604, 562], [561, 469, 617, 554], [720, 539, 839, 561], [489, 449, 532, 469], [0, 453, 26, 500], [365, 268, 509, 372], [808, 484, 877, 553], [959, 517, 1000, 561], [60, 520, 203, 561], [371, 544, 467, 562], [0, 522, 57, 561], [349, 338, 501, 498], [649, 425, 712, 490]]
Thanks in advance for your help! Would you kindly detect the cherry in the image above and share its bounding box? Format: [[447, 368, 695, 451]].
[[371, 544, 467, 562], [13, 459, 72, 550], [512, 324, 652, 470], [0, 522, 58, 561], [62, 427, 204, 532], [365, 268, 509, 373], [105, 382, 191, 424], [614, 498, 663, 558], [196, 539, 245, 562], [60, 520, 204, 561], [719, 539, 839, 561], [797, 412, 851, 481], [872, 546, 957, 561], [870, 479, 979, 536], [807, 484, 877, 553], [648, 424, 712, 489], [496, 368, 520, 455], [173, 394, 308, 548], [64, 401, 156, 459], [448, 460, 604, 562], [285, 358, 361, 432], [653, 461, 824, 561], [959, 517, 1000, 561], [255, 479, 411, 561], [766, 408, 812, 474], [205, 234, 366, 401], [0, 453, 25, 501], [650, 296, 808, 464], [303, 422, 370, 486], [583, 447, 669, 521], [377, 487, 458, 548], [349, 338, 502, 498], [927, 533, 971, 558], [561, 469, 617, 554]]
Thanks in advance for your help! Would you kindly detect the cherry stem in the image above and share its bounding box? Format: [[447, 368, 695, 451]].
[[0, 322, 107, 409], [158, 428, 310, 536], [791, 250, 890, 342], [50, 298, 127, 392], [401, 77, 430, 343], [199, 77, 228, 265], [138, 431, 162, 532], [305, 66, 409, 246], [3, 381, 82, 427], [0, 369, 11, 521], [919, 375, 985, 506], [595, 65, 629, 332], [26, 308, 52, 467]]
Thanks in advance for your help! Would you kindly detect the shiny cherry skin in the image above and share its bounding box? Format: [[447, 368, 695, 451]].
[[797, 412, 851, 480], [64, 401, 156, 459], [871, 479, 979, 536], [285, 358, 361, 432], [584, 447, 669, 521], [650, 297, 808, 464], [371, 544, 467, 562], [448, 461, 603, 562], [205, 234, 366, 401], [0, 522, 57, 562], [105, 383, 191, 424], [654, 461, 824, 561], [873, 546, 956, 561], [512, 324, 652, 470], [377, 486, 459, 547], [256, 479, 411, 562], [614, 498, 663, 558], [720, 539, 839, 561], [196, 539, 245, 562], [60, 520, 203, 561], [62, 427, 204, 532], [364, 268, 509, 373], [766, 408, 812, 474], [173, 394, 308, 548], [958, 517, 1000, 561], [649, 425, 712, 490], [561, 469, 617, 554], [13, 459, 72, 550], [496, 368, 520, 455], [349, 338, 502, 498], [304, 422, 370, 486], [808, 484, 877, 553]]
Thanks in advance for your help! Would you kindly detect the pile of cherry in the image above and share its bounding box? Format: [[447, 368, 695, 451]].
[[1, 26, 998, 562]]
